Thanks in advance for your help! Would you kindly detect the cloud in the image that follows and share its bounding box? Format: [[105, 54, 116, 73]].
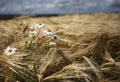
[[0, 0, 120, 14]]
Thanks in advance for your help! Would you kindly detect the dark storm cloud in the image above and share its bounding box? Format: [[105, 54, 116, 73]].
[[0, 0, 120, 14], [110, 0, 120, 8]]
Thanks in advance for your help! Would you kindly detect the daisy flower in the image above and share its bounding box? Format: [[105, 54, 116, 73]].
[[4, 46, 17, 56], [28, 65, 33, 70], [29, 30, 37, 37], [43, 30, 53, 36], [53, 35, 58, 40], [35, 23, 45, 29]]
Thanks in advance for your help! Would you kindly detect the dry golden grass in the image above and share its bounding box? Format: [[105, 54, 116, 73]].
[[0, 13, 120, 82]]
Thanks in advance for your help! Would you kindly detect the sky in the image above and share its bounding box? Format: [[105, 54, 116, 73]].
[[0, 0, 120, 15]]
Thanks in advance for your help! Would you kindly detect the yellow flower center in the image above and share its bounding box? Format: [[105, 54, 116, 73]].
[[8, 49, 12, 52]]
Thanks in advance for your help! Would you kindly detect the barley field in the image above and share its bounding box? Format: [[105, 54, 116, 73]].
[[0, 13, 120, 82]]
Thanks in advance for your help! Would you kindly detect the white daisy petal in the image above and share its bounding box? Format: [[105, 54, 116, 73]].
[[6, 46, 11, 50], [43, 30, 48, 34], [49, 42, 56, 46], [29, 27, 34, 30]]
